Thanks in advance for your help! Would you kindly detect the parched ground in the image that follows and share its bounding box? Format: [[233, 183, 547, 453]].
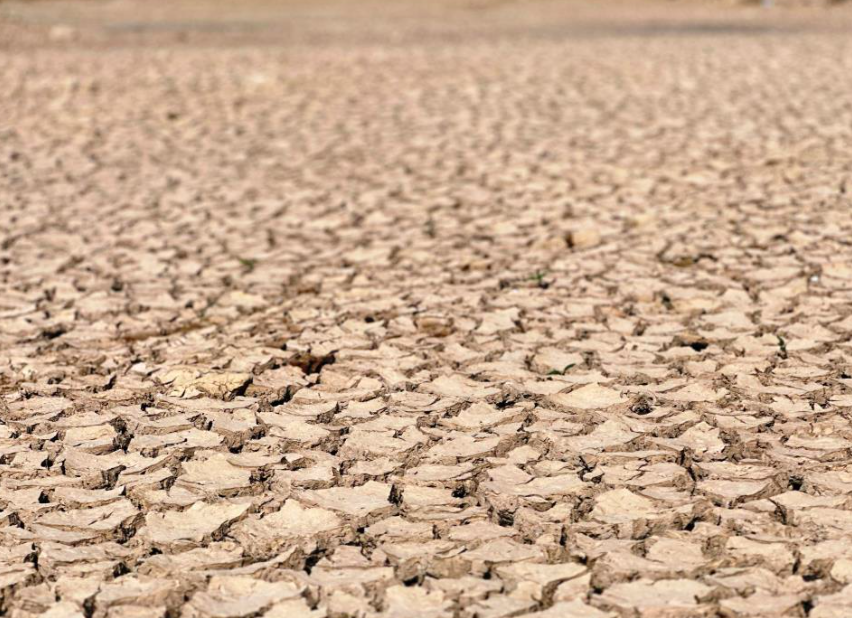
[[2, 0, 852, 616]]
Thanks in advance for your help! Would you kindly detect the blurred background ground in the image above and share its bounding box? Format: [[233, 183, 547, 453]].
[[2, 0, 852, 49]]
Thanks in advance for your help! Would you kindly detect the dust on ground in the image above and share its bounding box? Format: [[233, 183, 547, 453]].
[[2, 1, 852, 617]]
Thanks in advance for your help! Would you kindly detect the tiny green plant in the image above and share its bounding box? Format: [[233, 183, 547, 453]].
[[547, 363, 576, 376], [529, 270, 549, 289], [777, 335, 788, 359], [237, 257, 258, 272]]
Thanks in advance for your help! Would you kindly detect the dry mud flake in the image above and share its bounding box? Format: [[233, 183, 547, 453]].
[[547, 383, 627, 410], [599, 579, 713, 614], [155, 369, 251, 400], [141, 502, 250, 550], [183, 577, 303, 618], [230, 500, 345, 555], [299, 482, 394, 521]]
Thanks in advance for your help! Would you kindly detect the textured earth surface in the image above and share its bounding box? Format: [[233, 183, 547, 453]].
[[3, 1, 852, 617]]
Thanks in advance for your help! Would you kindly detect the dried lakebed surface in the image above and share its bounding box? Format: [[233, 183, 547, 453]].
[[3, 1, 852, 617]]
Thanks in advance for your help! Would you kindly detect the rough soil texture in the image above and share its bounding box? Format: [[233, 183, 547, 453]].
[[2, 0, 852, 617]]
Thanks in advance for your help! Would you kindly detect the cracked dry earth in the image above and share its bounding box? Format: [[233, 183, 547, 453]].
[[3, 1, 852, 617]]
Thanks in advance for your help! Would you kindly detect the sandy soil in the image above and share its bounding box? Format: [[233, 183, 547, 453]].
[[2, 0, 852, 616]]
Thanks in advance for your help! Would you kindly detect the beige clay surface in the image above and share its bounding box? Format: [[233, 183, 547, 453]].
[[2, 0, 852, 616]]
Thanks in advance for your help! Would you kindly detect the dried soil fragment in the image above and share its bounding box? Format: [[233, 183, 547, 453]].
[[548, 383, 627, 410], [230, 500, 345, 555], [156, 369, 251, 400], [141, 502, 250, 550], [183, 576, 303, 618], [299, 481, 393, 520]]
